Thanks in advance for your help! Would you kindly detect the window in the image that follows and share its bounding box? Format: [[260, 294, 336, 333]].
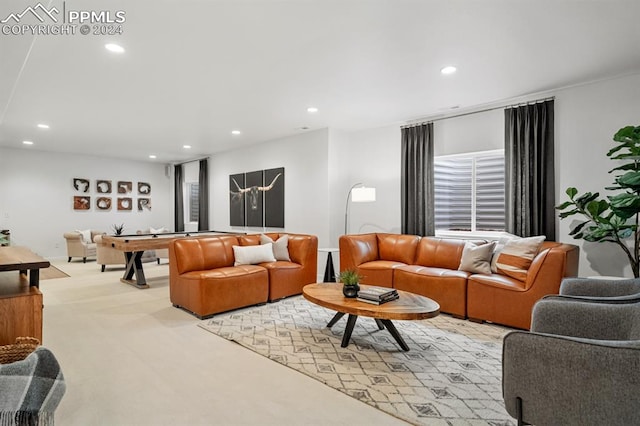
[[188, 183, 199, 222], [434, 150, 505, 232]]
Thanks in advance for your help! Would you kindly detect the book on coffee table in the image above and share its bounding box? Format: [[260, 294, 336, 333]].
[[358, 286, 397, 299], [357, 293, 399, 305]]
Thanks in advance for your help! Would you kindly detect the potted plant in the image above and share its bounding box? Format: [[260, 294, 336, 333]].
[[557, 125, 640, 277], [338, 269, 362, 298], [112, 223, 125, 236]]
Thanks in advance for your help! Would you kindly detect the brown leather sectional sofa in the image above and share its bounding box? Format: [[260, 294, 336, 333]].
[[339, 233, 579, 329], [169, 233, 317, 319]]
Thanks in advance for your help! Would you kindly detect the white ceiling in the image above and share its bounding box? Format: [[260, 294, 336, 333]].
[[1, 0, 639, 163]]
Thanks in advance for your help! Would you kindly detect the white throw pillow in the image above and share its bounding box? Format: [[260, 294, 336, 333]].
[[233, 243, 276, 266], [150, 226, 166, 234], [76, 229, 92, 243], [260, 234, 291, 261], [458, 241, 496, 275], [495, 236, 546, 281]]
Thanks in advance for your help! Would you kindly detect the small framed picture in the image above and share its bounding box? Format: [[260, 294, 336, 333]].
[[138, 198, 151, 211], [138, 182, 151, 195], [96, 180, 112, 194], [74, 196, 90, 210], [117, 181, 132, 194], [73, 178, 90, 193], [96, 197, 112, 211], [117, 197, 132, 211]]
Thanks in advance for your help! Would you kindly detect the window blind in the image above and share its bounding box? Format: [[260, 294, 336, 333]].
[[434, 151, 505, 231]]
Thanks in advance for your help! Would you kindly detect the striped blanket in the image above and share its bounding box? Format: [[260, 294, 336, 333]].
[[0, 347, 66, 426]]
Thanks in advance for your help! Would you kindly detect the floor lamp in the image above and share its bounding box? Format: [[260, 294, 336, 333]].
[[344, 183, 376, 235]]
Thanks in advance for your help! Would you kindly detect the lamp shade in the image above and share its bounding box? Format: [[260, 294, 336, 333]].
[[351, 187, 376, 202]]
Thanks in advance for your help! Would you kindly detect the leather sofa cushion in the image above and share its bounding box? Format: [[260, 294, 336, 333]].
[[396, 264, 470, 280], [414, 237, 467, 270], [180, 264, 266, 280], [173, 236, 238, 274], [358, 260, 407, 288], [377, 234, 420, 264]]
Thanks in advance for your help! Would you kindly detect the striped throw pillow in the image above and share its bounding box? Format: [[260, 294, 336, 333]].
[[495, 236, 546, 281]]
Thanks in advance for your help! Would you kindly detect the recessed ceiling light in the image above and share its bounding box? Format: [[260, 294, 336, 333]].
[[231, 130, 241, 135], [441, 66, 457, 75], [105, 43, 125, 53], [183, 145, 191, 149], [37, 124, 49, 129], [307, 107, 319, 113], [23, 140, 34, 145], [149, 154, 157, 159]]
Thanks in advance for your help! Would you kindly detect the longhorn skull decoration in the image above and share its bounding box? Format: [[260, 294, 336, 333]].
[[231, 173, 282, 210]]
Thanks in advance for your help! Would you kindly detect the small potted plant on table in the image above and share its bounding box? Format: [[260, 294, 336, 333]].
[[338, 269, 361, 298]]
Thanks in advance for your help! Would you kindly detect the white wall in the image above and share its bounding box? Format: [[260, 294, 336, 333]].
[[555, 72, 640, 277], [434, 108, 503, 156], [336, 125, 402, 241], [208, 129, 331, 248], [0, 147, 172, 259]]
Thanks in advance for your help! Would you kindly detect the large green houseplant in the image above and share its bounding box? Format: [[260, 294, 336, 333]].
[[557, 125, 640, 277]]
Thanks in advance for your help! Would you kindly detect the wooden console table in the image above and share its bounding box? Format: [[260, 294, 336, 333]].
[[0, 246, 50, 288], [0, 246, 49, 345]]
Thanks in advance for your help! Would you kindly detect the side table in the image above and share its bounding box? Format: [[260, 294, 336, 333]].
[[318, 248, 339, 282]]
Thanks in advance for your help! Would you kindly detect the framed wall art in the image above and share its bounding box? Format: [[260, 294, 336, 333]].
[[138, 198, 151, 211], [96, 197, 112, 211], [96, 180, 112, 193], [117, 197, 132, 211], [73, 178, 90, 193], [117, 181, 132, 194], [228, 167, 285, 228], [73, 196, 90, 210], [138, 182, 151, 195], [229, 173, 246, 226]]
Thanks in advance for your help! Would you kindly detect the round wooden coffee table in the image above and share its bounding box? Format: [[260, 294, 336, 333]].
[[302, 283, 440, 351]]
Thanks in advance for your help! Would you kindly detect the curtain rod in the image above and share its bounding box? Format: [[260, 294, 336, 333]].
[[402, 96, 555, 128], [172, 156, 211, 166]]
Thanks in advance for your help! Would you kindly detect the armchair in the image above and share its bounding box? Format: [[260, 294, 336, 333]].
[[95, 234, 125, 272], [62, 230, 100, 263], [503, 296, 640, 425], [559, 276, 640, 302]]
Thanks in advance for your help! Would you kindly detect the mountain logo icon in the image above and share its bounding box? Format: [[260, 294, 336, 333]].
[[1, 3, 60, 24]]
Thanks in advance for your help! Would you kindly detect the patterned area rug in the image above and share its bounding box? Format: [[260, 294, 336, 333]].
[[199, 296, 515, 425]]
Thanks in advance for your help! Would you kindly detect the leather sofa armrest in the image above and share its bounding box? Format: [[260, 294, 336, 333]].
[[339, 234, 379, 271], [524, 243, 579, 293]]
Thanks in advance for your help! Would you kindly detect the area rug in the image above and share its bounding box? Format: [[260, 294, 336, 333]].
[[40, 265, 70, 280], [199, 296, 514, 425]]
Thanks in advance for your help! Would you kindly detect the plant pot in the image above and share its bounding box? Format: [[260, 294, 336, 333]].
[[343, 284, 360, 298]]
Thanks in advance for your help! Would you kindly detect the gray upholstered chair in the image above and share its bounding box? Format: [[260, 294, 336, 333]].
[[502, 296, 640, 425], [559, 276, 640, 302]]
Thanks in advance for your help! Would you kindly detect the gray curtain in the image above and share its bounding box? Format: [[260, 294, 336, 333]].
[[198, 159, 209, 231], [174, 164, 184, 232], [505, 99, 555, 240], [401, 123, 435, 236]]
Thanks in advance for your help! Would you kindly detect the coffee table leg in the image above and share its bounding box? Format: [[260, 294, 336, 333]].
[[374, 319, 385, 330], [341, 314, 358, 348], [327, 312, 345, 328], [380, 319, 409, 351]]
